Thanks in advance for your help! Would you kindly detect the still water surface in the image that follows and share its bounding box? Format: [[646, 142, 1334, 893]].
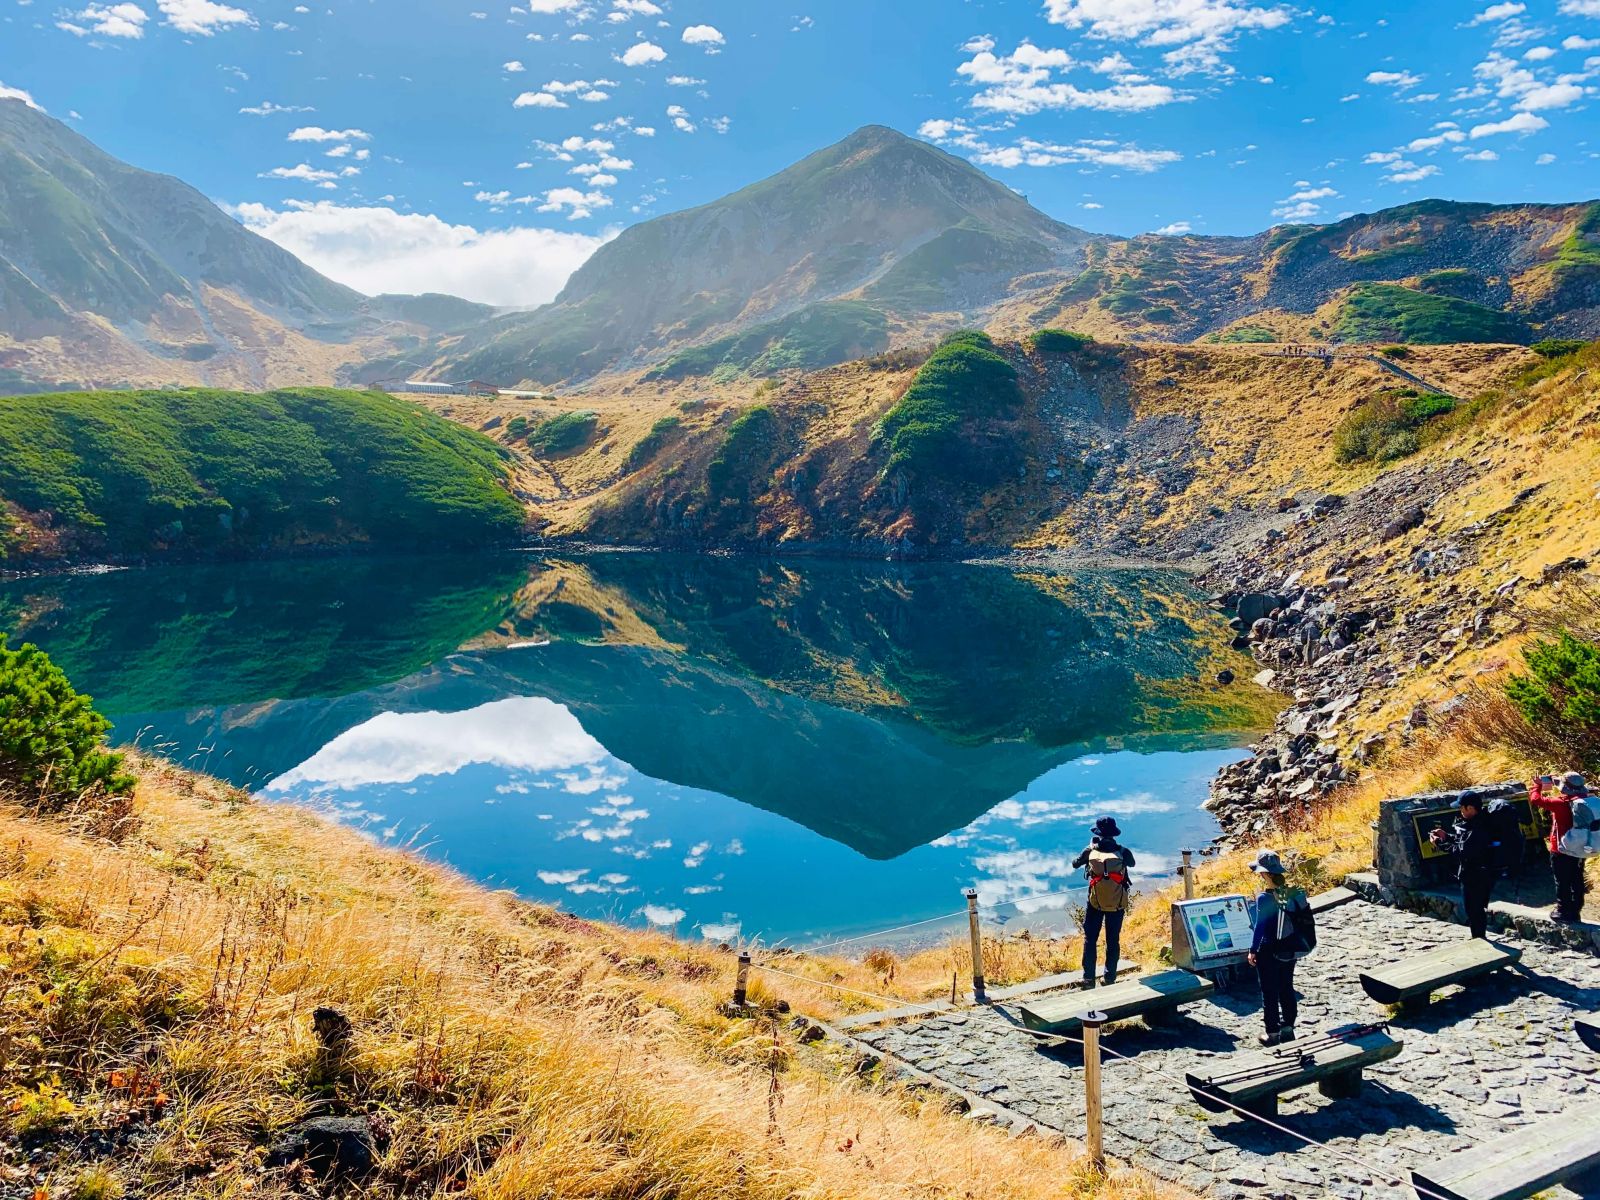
[[0, 554, 1268, 945]]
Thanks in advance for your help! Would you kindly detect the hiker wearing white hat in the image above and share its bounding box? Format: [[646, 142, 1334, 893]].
[[1530, 772, 1592, 923]]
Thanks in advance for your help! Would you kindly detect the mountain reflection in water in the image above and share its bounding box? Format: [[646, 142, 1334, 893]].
[[0, 553, 1269, 942]]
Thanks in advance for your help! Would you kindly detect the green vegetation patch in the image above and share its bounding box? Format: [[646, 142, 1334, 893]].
[[1206, 326, 1278, 344], [0, 636, 133, 809], [1333, 283, 1525, 345], [1533, 338, 1590, 360], [707, 406, 783, 501], [1505, 631, 1600, 767], [527, 410, 599, 456], [0, 388, 524, 560], [1553, 202, 1600, 280], [1416, 268, 1480, 298], [643, 301, 889, 381], [1347, 244, 1426, 267], [875, 331, 1021, 484], [1027, 329, 1095, 353], [866, 222, 1056, 311], [624, 416, 682, 474], [1333, 388, 1458, 464]]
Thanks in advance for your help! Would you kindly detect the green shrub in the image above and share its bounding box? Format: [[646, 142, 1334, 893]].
[[1506, 632, 1600, 766], [1333, 389, 1457, 464], [1416, 268, 1479, 298], [1334, 283, 1525, 345], [506, 415, 530, 438], [1532, 338, 1589, 360], [623, 416, 682, 473], [1208, 326, 1278, 344], [527, 410, 598, 456], [0, 637, 133, 808], [1143, 305, 1178, 324], [1378, 344, 1412, 360], [1027, 329, 1094, 353], [707, 406, 781, 500], [875, 332, 1020, 483]]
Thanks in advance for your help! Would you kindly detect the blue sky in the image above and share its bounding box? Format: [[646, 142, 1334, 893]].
[[3, 0, 1597, 305]]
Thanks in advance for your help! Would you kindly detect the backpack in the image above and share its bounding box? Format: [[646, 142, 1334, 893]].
[[1273, 889, 1317, 960], [1559, 795, 1600, 859], [1086, 848, 1129, 912], [1486, 797, 1526, 873]]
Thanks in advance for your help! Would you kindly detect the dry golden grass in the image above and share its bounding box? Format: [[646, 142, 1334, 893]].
[[0, 753, 1191, 1200]]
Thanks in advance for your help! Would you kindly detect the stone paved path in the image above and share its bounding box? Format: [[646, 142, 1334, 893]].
[[855, 899, 1600, 1199]]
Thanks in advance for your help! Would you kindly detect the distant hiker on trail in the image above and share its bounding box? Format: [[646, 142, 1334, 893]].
[[1246, 850, 1313, 1046], [1530, 772, 1595, 924], [1071, 816, 1135, 988], [1428, 793, 1500, 939]]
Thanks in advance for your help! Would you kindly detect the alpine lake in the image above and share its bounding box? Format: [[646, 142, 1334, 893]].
[[1, 553, 1275, 947]]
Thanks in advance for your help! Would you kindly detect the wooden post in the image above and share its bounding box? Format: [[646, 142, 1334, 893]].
[[1082, 1010, 1106, 1174], [966, 889, 986, 1003], [1181, 849, 1195, 900], [733, 951, 751, 1008]]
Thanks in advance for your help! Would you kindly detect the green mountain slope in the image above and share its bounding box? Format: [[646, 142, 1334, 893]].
[[0, 387, 525, 561]]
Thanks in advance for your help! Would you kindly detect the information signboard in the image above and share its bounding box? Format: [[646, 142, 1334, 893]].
[[1413, 796, 1542, 861], [1170, 894, 1255, 971]]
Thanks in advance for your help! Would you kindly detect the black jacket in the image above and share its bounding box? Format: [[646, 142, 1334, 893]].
[[1441, 811, 1498, 879], [1072, 837, 1136, 877]]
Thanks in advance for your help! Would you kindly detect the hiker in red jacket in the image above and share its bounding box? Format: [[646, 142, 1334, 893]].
[[1530, 772, 1587, 923]]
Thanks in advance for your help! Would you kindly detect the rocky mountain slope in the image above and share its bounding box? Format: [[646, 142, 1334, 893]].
[[0, 99, 492, 393], [421, 125, 1095, 387]]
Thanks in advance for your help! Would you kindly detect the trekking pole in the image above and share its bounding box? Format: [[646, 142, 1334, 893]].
[[1182, 849, 1195, 899], [1082, 1011, 1107, 1174], [965, 888, 986, 1003]]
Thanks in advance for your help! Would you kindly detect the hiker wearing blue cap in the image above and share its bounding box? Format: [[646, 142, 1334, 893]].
[[1246, 849, 1314, 1046], [1071, 816, 1136, 988]]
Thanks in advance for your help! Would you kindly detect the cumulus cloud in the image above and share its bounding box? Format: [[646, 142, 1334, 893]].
[[240, 99, 313, 115], [1557, 0, 1600, 13], [640, 904, 685, 926], [288, 125, 370, 142], [1470, 110, 1549, 135], [618, 40, 666, 66], [1153, 220, 1192, 234], [919, 118, 1180, 171], [514, 90, 566, 108], [537, 185, 613, 218], [0, 82, 42, 110], [157, 0, 253, 35], [1366, 69, 1422, 88], [228, 201, 608, 307], [1468, 1, 1525, 21], [681, 23, 724, 47], [57, 2, 148, 38], [1042, 0, 1293, 74], [1271, 185, 1337, 220], [503, 60, 525, 71], [611, 0, 660, 14], [260, 162, 340, 182], [956, 41, 1183, 112]]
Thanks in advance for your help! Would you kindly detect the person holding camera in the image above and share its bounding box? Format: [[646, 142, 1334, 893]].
[[1071, 816, 1135, 988], [1428, 793, 1499, 939], [1530, 772, 1590, 924]]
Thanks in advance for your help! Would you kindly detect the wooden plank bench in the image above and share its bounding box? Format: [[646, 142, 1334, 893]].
[[1358, 939, 1521, 1013], [1577, 1012, 1600, 1053], [1017, 969, 1214, 1035], [1308, 885, 1358, 914], [1185, 1024, 1402, 1119], [1410, 1097, 1600, 1200]]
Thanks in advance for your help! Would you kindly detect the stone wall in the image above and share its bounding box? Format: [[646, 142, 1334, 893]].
[[1373, 780, 1527, 891]]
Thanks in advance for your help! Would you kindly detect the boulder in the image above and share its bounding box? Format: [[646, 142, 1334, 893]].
[[1381, 504, 1425, 541], [1236, 592, 1281, 626], [266, 1116, 378, 1179]]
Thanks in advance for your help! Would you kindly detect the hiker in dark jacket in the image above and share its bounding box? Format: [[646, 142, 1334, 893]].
[[1071, 816, 1136, 988], [1428, 793, 1500, 939], [1247, 850, 1309, 1046]]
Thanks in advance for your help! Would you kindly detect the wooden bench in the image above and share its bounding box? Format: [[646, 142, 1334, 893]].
[[1410, 1097, 1600, 1200], [1577, 1012, 1600, 1053], [1358, 939, 1521, 1013], [1308, 886, 1359, 914], [1017, 970, 1214, 1035], [1185, 1024, 1402, 1119]]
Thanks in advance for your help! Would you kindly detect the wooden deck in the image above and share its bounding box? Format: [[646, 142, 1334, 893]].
[[1411, 1097, 1600, 1200], [1185, 1024, 1403, 1119], [1016, 969, 1213, 1034], [1358, 938, 1521, 1011]]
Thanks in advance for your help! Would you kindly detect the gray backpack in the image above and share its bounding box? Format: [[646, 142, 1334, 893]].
[[1559, 796, 1600, 859]]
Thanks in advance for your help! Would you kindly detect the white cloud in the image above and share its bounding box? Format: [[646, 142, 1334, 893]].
[[1536, 151, 1557, 163], [1564, 35, 1600, 49], [1469, 110, 1549, 135], [681, 23, 723, 46], [537, 185, 613, 218], [514, 91, 567, 108], [1557, 0, 1600, 13], [239, 99, 313, 115], [228, 201, 608, 307], [1366, 69, 1422, 88], [526, 0, 581, 9], [666, 74, 704, 85], [1460, 148, 1499, 160], [619, 40, 666, 66], [0, 83, 42, 110], [1042, 0, 1293, 74], [1154, 220, 1191, 234], [1405, 130, 1466, 150], [1516, 81, 1585, 109], [641, 904, 685, 926], [288, 125, 370, 142], [1523, 45, 1557, 60], [1386, 162, 1440, 182], [504, 60, 525, 71], [58, 2, 148, 38], [157, 0, 253, 35], [260, 162, 340, 182], [1468, 1, 1525, 22], [957, 42, 1182, 112], [920, 118, 1180, 171]]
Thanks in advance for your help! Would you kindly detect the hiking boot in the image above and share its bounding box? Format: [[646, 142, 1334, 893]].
[[1257, 1030, 1282, 1047], [1101, 972, 1117, 986], [1278, 1026, 1296, 1043], [1079, 976, 1096, 990]]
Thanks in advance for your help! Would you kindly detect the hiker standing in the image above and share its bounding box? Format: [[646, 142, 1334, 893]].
[[1071, 816, 1135, 988], [1246, 850, 1310, 1046], [1427, 794, 1499, 938], [1530, 773, 1591, 923]]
